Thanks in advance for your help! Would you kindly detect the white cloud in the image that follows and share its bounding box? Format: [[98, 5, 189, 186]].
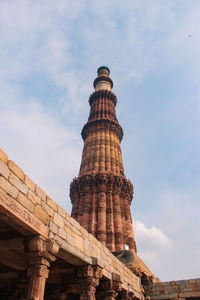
[[0, 98, 81, 211], [134, 188, 200, 280], [0, 0, 199, 282], [134, 220, 173, 279], [135, 220, 172, 248]]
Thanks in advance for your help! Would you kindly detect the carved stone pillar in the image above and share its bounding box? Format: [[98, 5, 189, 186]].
[[26, 235, 59, 300], [79, 278, 97, 300], [77, 265, 102, 300], [121, 290, 135, 300], [103, 290, 117, 300], [101, 274, 122, 300]]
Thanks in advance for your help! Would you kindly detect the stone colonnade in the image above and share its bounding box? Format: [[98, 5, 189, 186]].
[[24, 235, 139, 300]]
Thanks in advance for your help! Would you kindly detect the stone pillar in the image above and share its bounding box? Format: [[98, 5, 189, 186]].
[[89, 187, 97, 235], [97, 188, 107, 245], [113, 192, 123, 251], [26, 235, 59, 300], [79, 279, 97, 300], [121, 290, 135, 300], [105, 131, 111, 172], [101, 274, 122, 300], [77, 265, 102, 300], [106, 190, 115, 251], [103, 290, 117, 300]]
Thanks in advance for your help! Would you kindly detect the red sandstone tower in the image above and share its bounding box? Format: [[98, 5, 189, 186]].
[[70, 67, 137, 255]]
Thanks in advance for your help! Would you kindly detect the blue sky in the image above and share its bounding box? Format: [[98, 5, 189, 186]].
[[0, 0, 200, 281]]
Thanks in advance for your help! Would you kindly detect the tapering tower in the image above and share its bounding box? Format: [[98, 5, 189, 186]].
[[70, 67, 137, 254]]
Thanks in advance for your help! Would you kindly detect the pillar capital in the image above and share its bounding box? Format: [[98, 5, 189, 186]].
[[77, 264, 103, 279], [77, 264, 103, 300], [121, 290, 136, 300], [26, 236, 59, 300], [27, 235, 59, 257], [101, 274, 122, 299]]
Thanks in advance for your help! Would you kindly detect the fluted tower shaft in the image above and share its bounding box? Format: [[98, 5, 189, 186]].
[[70, 67, 137, 253]]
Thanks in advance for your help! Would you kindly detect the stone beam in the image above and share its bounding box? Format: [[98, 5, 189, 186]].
[[0, 249, 28, 270], [58, 248, 93, 266], [0, 187, 48, 237], [0, 237, 24, 250]]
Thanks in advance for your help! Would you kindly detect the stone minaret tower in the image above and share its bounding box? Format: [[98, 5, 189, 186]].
[[70, 66, 137, 255]]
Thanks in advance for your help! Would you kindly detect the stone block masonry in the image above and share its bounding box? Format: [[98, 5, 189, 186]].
[[1, 146, 200, 300], [145, 278, 200, 300], [1, 145, 199, 300], [0, 147, 141, 296]]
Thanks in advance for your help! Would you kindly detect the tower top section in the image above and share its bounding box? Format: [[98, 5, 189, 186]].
[[93, 66, 113, 91], [97, 66, 110, 75]]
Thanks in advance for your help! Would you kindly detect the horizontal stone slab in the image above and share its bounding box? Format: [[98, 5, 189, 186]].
[[150, 293, 178, 299], [0, 187, 48, 237], [179, 291, 200, 297]]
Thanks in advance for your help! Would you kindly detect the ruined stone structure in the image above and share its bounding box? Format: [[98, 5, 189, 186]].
[[0, 67, 199, 299], [0, 148, 143, 299]]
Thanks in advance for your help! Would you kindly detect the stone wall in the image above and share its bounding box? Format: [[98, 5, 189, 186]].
[[146, 278, 200, 299], [0, 148, 141, 296]]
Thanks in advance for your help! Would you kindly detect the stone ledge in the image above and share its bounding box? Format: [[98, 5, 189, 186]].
[[0, 187, 48, 237], [0, 148, 8, 163], [0, 148, 142, 295]]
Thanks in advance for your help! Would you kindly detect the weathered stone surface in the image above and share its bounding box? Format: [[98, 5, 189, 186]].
[[179, 291, 200, 297], [0, 187, 48, 237], [58, 205, 66, 218], [25, 175, 36, 192], [0, 176, 18, 198], [28, 190, 41, 204], [9, 173, 28, 195], [58, 227, 67, 239], [0, 161, 10, 179], [0, 148, 8, 163], [70, 66, 136, 256], [34, 205, 50, 225], [8, 160, 25, 181], [47, 196, 58, 211], [148, 279, 200, 300], [17, 192, 35, 213], [35, 185, 46, 201], [41, 202, 54, 217], [149, 293, 178, 299], [53, 212, 64, 228], [49, 221, 58, 234]]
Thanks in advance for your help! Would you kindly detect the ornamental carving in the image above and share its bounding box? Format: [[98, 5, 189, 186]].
[[70, 173, 134, 200], [77, 265, 102, 279], [70, 67, 137, 254], [27, 235, 59, 256], [81, 119, 123, 141], [89, 90, 117, 106], [121, 290, 136, 300], [101, 276, 122, 298]]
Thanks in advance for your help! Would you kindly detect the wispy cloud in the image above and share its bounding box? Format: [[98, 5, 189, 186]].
[[135, 220, 172, 248], [134, 220, 172, 275], [0, 98, 81, 210]]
